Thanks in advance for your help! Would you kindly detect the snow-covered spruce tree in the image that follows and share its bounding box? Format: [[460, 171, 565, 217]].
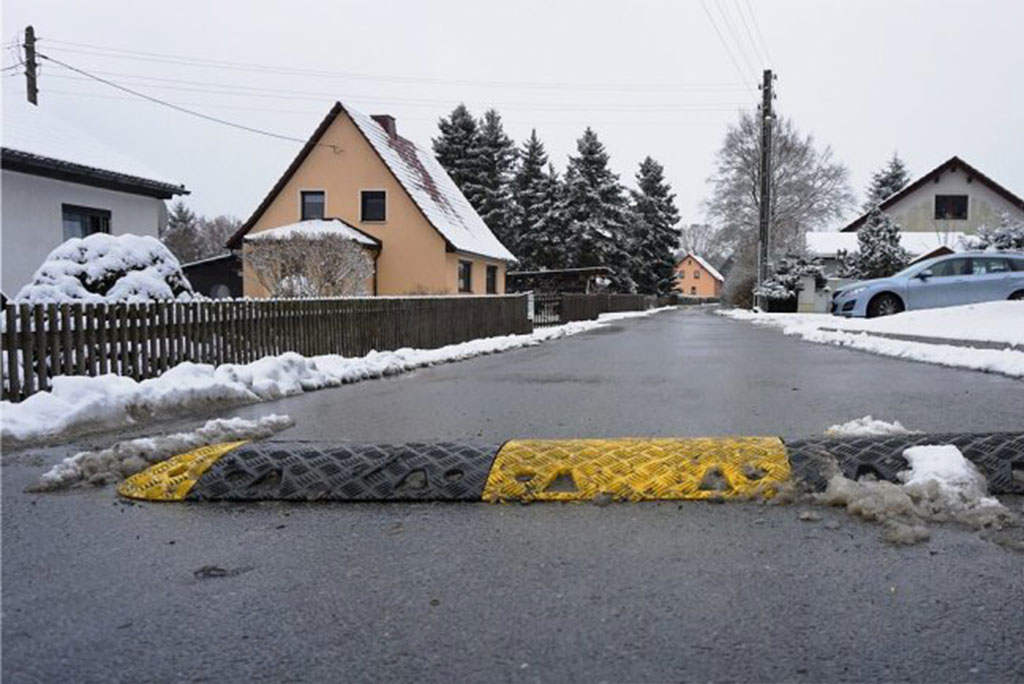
[[630, 157, 681, 295], [16, 233, 196, 303], [559, 128, 634, 291], [432, 104, 481, 194], [863, 153, 911, 211], [510, 131, 564, 269], [844, 207, 911, 279], [160, 200, 204, 262], [753, 256, 826, 302], [464, 109, 517, 249]]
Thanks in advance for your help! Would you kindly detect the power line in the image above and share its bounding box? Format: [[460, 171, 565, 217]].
[[38, 39, 747, 93], [35, 52, 339, 149], [742, 0, 774, 65], [700, 0, 755, 93], [712, 0, 759, 77], [733, 0, 768, 65]]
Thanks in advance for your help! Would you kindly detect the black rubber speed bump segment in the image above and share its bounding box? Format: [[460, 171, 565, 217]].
[[185, 441, 501, 501], [786, 432, 1024, 494]]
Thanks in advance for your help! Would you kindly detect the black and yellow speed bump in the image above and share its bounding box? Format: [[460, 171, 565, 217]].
[[116, 432, 1024, 502]]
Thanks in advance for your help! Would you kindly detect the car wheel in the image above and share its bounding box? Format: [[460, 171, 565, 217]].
[[1010, 290, 1024, 301], [867, 293, 904, 318]]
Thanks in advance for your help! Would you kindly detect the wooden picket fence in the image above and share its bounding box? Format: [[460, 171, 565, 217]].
[[1, 295, 531, 401]]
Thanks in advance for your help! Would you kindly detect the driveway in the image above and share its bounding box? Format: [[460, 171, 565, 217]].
[[3, 308, 1023, 682]]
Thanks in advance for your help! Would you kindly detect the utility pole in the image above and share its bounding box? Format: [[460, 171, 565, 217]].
[[755, 68, 774, 309], [24, 25, 38, 105]]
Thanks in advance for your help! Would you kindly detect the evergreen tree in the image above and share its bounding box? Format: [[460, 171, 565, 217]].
[[840, 207, 910, 279], [510, 130, 556, 268], [464, 109, 516, 248], [629, 157, 682, 294], [863, 153, 911, 210], [432, 104, 480, 192], [559, 128, 634, 291], [160, 200, 203, 262]]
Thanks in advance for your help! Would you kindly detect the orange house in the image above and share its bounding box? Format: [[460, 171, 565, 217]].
[[674, 252, 723, 297], [227, 102, 516, 296]]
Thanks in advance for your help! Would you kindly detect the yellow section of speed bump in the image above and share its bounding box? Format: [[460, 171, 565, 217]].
[[482, 437, 790, 502], [116, 441, 248, 501]]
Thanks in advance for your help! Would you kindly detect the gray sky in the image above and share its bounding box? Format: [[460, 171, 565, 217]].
[[3, 0, 1022, 230]]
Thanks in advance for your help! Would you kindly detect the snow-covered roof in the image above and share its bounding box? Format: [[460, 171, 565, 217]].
[[244, 218, 380, 247], [228, 102, 515, 262], [1, 94, 185, 193], [679, 252, 724, 282], [805, 231, 968, 257]]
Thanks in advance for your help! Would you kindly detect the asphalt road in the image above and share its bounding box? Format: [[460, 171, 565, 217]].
[[4, 308, 1023, 682]]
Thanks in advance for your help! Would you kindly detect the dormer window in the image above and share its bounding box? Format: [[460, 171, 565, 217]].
[[301, 191, 325, 220]]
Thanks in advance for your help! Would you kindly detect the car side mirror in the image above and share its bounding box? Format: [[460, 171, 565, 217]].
[[917, 269, 933, 280]]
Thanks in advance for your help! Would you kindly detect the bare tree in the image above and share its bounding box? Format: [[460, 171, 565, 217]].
[[703, 110, 854, 303], [677, 223, 718, 260], [246, 234, 375, 298]]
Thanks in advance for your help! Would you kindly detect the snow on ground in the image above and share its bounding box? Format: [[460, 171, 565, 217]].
[[719, 303, 1024, 378], [1, 307, 673, 447], [825, 416, 920, 437], [28, 414, 294, 491]]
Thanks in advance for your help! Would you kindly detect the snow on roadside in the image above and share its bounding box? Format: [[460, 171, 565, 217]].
[[825, 416, 919, 437], [28, 414, 294, 491], [719, 301, 1024, 346], [2, 307, 674, 447], [718, 306, 1024, 378]]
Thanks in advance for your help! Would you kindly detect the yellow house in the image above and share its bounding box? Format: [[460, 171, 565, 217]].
[[227, 102, 516, 296], [674, 252, 723, 298]]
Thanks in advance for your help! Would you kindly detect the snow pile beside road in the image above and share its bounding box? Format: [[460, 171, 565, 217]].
[[718, 306, 1024, 378], [1, 307, 673, 446], [825, 416, 919, 437], [28, 414, 294, 491], [817, 443, 1014, 544]]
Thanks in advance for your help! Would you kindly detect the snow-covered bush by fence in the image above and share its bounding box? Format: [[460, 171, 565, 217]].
[[15, 233, 196, 303], [960, 213, 1024, 252], [752, 256, 826, 301]]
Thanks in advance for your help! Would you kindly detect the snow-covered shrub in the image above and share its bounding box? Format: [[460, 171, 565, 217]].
[[246, 234, 374, 297], [838, 207, 910, 279], [752, 256, 826, 301], [960, 213, 1024, 251], [15, 233, 196, 303]]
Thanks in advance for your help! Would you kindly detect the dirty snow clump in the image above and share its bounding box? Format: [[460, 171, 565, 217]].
[[29, 414, 293, 491], [15, 232, 196, 303], [816, 443, 1014, 544], [825, 416, 919, 437]]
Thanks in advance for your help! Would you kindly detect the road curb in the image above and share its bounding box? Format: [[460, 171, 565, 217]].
[[116, 433, 1024, 503]]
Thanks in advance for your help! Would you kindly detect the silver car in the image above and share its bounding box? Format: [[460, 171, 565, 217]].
[[831, 251, 1024, 317]]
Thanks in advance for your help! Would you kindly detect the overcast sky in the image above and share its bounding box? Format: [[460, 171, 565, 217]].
[[3, 0, 1022, 230]]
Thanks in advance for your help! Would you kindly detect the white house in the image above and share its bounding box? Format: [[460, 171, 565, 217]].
[[1, 97, 189, 294], [807, 156, 1024, 273]]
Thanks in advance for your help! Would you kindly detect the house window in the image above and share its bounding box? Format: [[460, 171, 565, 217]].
[[691, 286, 697, 295], [458, 260, 473, 293], [62, 204, 110, 240], [301, 191, 325, 220], [694, 270, 700, 279], [934, 195, 967, 220], [486, 265, 498, 294], [361, 191, 386, 222]]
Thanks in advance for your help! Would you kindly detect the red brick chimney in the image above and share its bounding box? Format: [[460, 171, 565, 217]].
[[371, 114, 397, 138]]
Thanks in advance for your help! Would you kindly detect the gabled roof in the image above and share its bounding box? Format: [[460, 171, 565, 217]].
[[840, 156, 1024, 232], [677, 252, 724, 282], [244, 217, 380, 248], [1, 96, 188, 199], [228, 102, 515, 262]]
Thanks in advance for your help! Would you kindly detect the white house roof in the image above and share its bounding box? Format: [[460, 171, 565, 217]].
[[806, 231, 968, 257], [244, 218, 379, 247], [344, 105, 515, 262], [1, 94, 183, 190], [229, 102, 515, 263], [680, 252, 724, 282]]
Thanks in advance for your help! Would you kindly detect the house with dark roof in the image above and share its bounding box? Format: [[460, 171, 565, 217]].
[[839, 156, 1024, 234], [227, 102, 516, 296], [1, 97, 189, 294]]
